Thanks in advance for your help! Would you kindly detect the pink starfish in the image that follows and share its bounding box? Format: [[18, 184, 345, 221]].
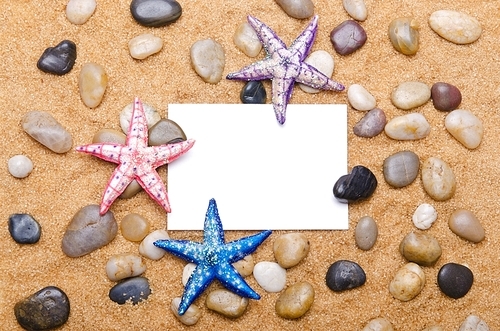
[[76, 97, 195, 215]]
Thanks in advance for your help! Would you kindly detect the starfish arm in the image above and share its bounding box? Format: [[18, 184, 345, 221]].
[[271, 76, 295, 125], [203, 199, 225, 246], [225, 230, 272, 263], [289, 15, 318, 61], [148, 139, 196, 168], [135, 167, 171, 213], [226, 59, 275, 81], [126, 97, 149, 149], [247, 15, 286, 55], [178, 264, 216, 315], [99, 162, 135, 214], [154, 239, 205, 263], [296, 63, 345, 91], [75, 143, 125, 164], [215, 262, 260, 299]]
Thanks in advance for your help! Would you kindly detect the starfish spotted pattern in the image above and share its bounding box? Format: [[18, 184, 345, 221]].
[[76, 97, 195, 215], [227, 15, 345, 125], [154, 199, 272, 315]]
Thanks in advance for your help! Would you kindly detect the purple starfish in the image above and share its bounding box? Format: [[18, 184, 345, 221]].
[[227, 15, 345, 125]]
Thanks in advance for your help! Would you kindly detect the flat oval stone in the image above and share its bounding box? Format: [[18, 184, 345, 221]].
[[240, 81, 267, 104], [206, 289, 249, 318], [79, 62, 108, 108], [61, 204, 117, 257], [412, 203, 437, 230], [253, 261, 286, 292], [37, 40, 77, 75], [171, 297, 201, 325], [342, 0, 367, 21], [445, 109, 484, 149], [120, 101, 160, 133], [353, 108, 386, 137], [391, 81, 430, 110], [92, 128, 126, 144], [431, 82, 462, 111], [190, 39, 225, 84], [128, 33, 163, 60], [14, 286, 70, 331], [326, 260, 366, 291], [458, 315, 490, 331], [333, 165, 377, 203], [106, 253, 146, 281], [275, 282, 314, 319], [384, 113, 430, 140], [299, 50, 334, 93], [355, 216, 378, 250], [149, 118, 187, 145], [120, 213, 150, 242], [330, 20, 367, 55], [383, 150, 420, 188], [429, 10, 482, 44], [399, 232, 441, 266], [347, 83, 376, 111], [130, 0, 182, 27], [449, 209, 485, 243], [437, 263, 473, 298], [389, 262, 425, 301], [139, 229, 170, 260], [275, 0, 314, 19], [388, 17, 419, 55], [8, 155, 33, 178], [421, 157, 456, 201], [362, 318, 394, 331], [22, 111, 73, 153], [273, 233, 310, 268], [109, 277, 151, 304], [8, 213, 41, 244], [66, 0, 96, 24], [233, 22, 262, 57]]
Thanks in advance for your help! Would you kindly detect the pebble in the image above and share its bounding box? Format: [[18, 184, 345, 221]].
[[342, 0, 367, 21], [120, 180, 142, 199], [347, 84, 376, 111], [182, 262, 197, 285], [458, 315, 490, 331], [79, 62, 108, 108], [206, 289, 249, 318], [149, 118, 187, 145], [275, 282, 315, 319], [388, 17, 419, 55], [391, 81, 430, 110], [383, 150, 420, 188], [171, 297, 201, 325], [61, 204, 118, 258], [353, 108, 386, 138], [128, 33, 163, 60], [139, 229, 170, 260], [92, 128, 126, 144], [355, 216, 378, 250], [429, 10, 482, 44], [445, 109, 484, 149], [449, 209, 485, 243], [233, 22, 262, 57], [333, 165, 377, 203], [384, 113, 430, 140], [37, 40, 77, 75], [325, 260, 366, 291], [22, 111, 73, 153], [431, 82, 462, 111], [273, 233, 310, 268], [361, 317, 394, 331], [106, 253, 146, 281], [109, 276, 151, 304], [120, 101, 160, 134], [399, 232, 442, 266], [8, 155, 33, 178], [14, 286, 70, 331], [130, 0, 182, 27], [190, 39, 225, 84], [232, 255, 254, 277], [389, 262, 425, 301], [66, 0, 96, 24], [437, 263, 473, 299], [120, 213, 150, 242], [421, 157, 456, 201], [8, 213, 41, 244], [412, 203, 438, 230], [274, 0, 314, 19], [299, 50, 335, 93], [240, 81, 267, 104], [330, 20, 367, 56], [253, 261, 286, 292]]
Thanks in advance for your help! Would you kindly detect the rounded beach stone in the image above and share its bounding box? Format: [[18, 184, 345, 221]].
[[388, 17, 419, 55], [206, 289, 249, 318], [412, 203, 437, 230], [128, 33, 163, 60], [8, 155, 33, 178], [139, 229, 170, 260], [353, 108, 386, 138], [421, 157, 456, 201], [342, 0, 367, 21], [437, 263, 473, 299], [429, 10, 482, 44], [325, 260, 366, 291], [119, 180, 142, 199], [92, 128, 126, 144], [66, 0, 96, 24], [130, 0, 182, 27], [8, 213, 41, 244], [449, 209, 485, 243], [273, 232, 310, 268], [109, 276, 151, 304], [355, 216, 378, 250], [347, 84, 376, 111], [458, 315, 490, 331], [299, 50, 334, 93], [106, 253, 146, 281], [232, 255, 254, 278], [445, 109, 484, 149], [275, 0, 314, 19], [384, 113, 430, 140], [383, 150, 419, 188], [333, 165, 377, 203], [362, 317, 394, 331], [253, 261, 286, 292], [37, 40, 77, 75], [171, 297, 201, 325], [399, 232, 441, 266], [330, 20, 367, 56], [78, 62, 108, 108], [389, 262, 425, 301], [120, 213, 150, 242], [149, 118, 187, 145], [431, 82, 462, 111], [120, 102, 160, 134], [14, 286, 70, 331], [22, 111, 73, 153], [190, 39, 225, 84], [233, 22, 262, 57], [275, 282, 314, 319], [182, 262, 197, 285], [240, 81, 267, 104], [391, 81, 430, 110], [61, 204, 118, 258]]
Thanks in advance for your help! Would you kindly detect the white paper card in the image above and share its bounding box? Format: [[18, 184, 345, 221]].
[[167, 104, 348, 231]]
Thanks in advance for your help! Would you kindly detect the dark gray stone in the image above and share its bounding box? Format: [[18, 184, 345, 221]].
[[333, 165, 377, 203], [130, 0, 182, 27], [240, 81, 267, 104], [330, 20, 367, 55], [326, 260, 366, 291], [37, 40, 77, 75], [437, 263, 473, 299], [109, 277, 151, 304], [8, 213, 41, 244], [431, 82, 462, 111]]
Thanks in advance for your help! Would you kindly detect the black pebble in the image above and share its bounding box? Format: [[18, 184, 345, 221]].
[[130, 0, 182, 27], [109, 277, 151, 304], [240, 81, 267, 104], [37, 40, 77, 75], [8, 213, 41, 244], [437, 263, 473, 299], [333, 165, 377, 203], [326, 260, 366, 291]]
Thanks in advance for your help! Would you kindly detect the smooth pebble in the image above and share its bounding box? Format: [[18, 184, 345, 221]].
[[384, 113, 430, 140], [106, 253, 146, 281], [355, 216, 378, 250], [120, 101, 160, 133], [412, 203, 437, 230], [206, 289, 249, 318], [458, 315, 490, 331], [437, 263, 473, 299], [121, 213, 150, 242], [129, 33, 163, 60], [275, 282, 315, 319], [66, 0, 96, 24], [8, 213, 41, 244], [139, 229, 170, 260], [119, 180, 143, 199], [92, 128, 126, 144], [388, 17, 419, 55], [299, 50, 334, 93], [431, 82, 462, 111], [109, 277, 151, 304], [233, 22, 262, 57], [325, 260, 366, 291], [330, 20, 367, 56], [362, 317, 394, 331], [79, 62, 108, 108], [22, 111, 73, 153], [391, 81, 430, 110], [37, 40, 77, 75], [273, 232, 310, 268], [190, 39, 225, 84], [353, 108, 386, 137], [333, 165, 377, 203], [171, 297, 201, 325], [389, 262, 425, 301], [342, 0, 367, 21], [232, 254, 255, 278], [149, 118, 187, 145], [240, 81, 267, 104], [383, 150, 420, 188], [347, 84, 376, 111], [8, 155, 33, 178], [421, 157, 456, 201], [449, 209, 485, 243], [253, 261, 286, 292], [399, 232, 441, 266], [445, 109, 483, 149], [275, 0, 314, 19], [182, 262, 197, 286], [429, 10, 482, 44], [130, 0, 182, 27]]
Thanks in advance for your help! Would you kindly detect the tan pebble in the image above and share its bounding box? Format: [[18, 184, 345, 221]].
[[389, 262, 425, 301], [92, 128, 126, 144], [78, 62, 108, 108], [171, 297, 201, 325], [273, 233, 310, 268], [421, 157, 456, 201], [233, 22, 262, 57], [384, 113, 430, 140], [342, 0, 367, 21], [399, 232, 442, 266], [190, 39, 225, 84], [275, 282, 314, 319], [105, 253, 146, 281], [139, 229, 169, 260], [445, 109, 483, 149], [121, 213, 150, 242], [458, 315, 490, 331], [206, 289, 248, 318], [449, 209, 485, 243], [232, 254, 254, 277], [391, 81, 430, 110], [429, 10, 482, 44], [299, 50, 334, 94], [362, 317, 394, 331], [128, 33, 163, 60]]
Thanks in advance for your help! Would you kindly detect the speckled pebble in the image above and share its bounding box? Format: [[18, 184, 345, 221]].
[[333, 165, 377, 203], [275, 282, 315, 319], [273, 233, 310, 268], [130, 0, 182, 27], [412, 203, 437, 230], [431, 82, 462, 111], [190, 39, 225, 84], [449, 209, 485, 243], [421, 157, 456, 201], [445, 109, 483, 149], [362, 317, 394, 331], [429, 10, 482, 44], [182, 262, 196, 286], [342, 0, 367, 21], [8, 213, 41, 244], [109, 276, 151, 304], [355, 216, 378, 250], [391, 81, 430, 110], [171, 297, 201, 325], [233, 22, 262, 57], [353, 108, 387, 138], [66, 0, 96, 24], [347, 84, 376, 111], [299, 50, 334, 93], [389, 262, 425, 301], [326, 260, 366, 291], [437, 263, 473, 299], [22, 110, 73, 153], [388, 17, 419, 55], [399, 232, 441, 266], [129, 33, 163, 60], [384, 113, 430, 140], [139, 229, 170, 260], [253, 261, 286, 292], [275, 0, 314, 19], [383, 150, 420, 188], [8, 155, 33, 178], [206, 289, 249, 318], [458, 315, 490, 331], [106, 253, 146, 281], [79, 62, 108, 108], [120, 101, 160, 134], [232, 254, 254, 278], [330, 20, 367, 55], [92, 128, 126, 144], [120, 213, 150, 242], [149, 118, 187, 145], [240, 81, 267, 104]]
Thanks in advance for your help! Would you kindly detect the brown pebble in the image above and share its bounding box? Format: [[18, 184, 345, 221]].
[[431, 82, 462, 111], [121, 213, 150, 242], [399, 232, 442, 266], [273, 232, 310, 268], [232, 254, 254, 277], [275, 281, 315, 319], [449, 209, 485, 243]]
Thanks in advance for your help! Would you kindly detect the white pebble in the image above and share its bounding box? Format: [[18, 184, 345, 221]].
[[105, 253, 146, 281], [120, 102, 161, 133], [8, 155, 33, 178], [171, 297, 201, 326], [182, 262, 197, 286], [233, 22, 262, 57], [299, 50, 335, 94], [66, 0, 96, 25], [458, 315, 490, 331], [128, 33, 163, 60], [412, 203, 437, 230], [253, 261, 286, 292], [190, 39, 225, 84], [342, 0, 367, 21], [384, 113, 430, 140], [391, 81, 431, 110], [347, 84, 376, 111], [429, 10, 482, 45], [139, 229, 170, 260], [445, 109, 483, 149]]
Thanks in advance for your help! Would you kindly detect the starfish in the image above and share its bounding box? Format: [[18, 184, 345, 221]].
[[227, 15, 345, 125], [154, 198, 272, 315], [76, 97, 195, 215]]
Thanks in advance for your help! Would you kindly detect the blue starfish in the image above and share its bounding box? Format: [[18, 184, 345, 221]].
[[227, 15, 345, 125], [154, 198, 272, 315]]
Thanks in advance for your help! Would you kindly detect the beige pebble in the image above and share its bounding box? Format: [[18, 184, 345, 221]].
[[105, 253, 146, 281], [391, 81, 430, 110], [66, 0, 96, 25], [299, 50, 335, 94], [421, 157, 456, 201], [22, 111, 73, 154], [128, 33, 163, 60], [348, 84, 376, 111], [232, 254, 254, 277], [190, 39, 225, 84], [275, 0, 314, 19], [121, 213, 150, 242], [79, 62, 108, 108], [342, 0, 367, 21], [384, 113, 430, 140], [429, 10, 482, 44], [388, 17, 419, 55], [120, 102, 160, 134], [273, 233, 310, 268], [275, 281, 315, 319], [362, 317, 394, 331], [233, 22, 262, 57], [458, 315, 490, 331], [92, 128, 126, 144], [171, 297, 201, 326], [449, 209, 485, 243], [399, 232, 442, 266], [445, 109, 484, 149], [139, 229, 170, 260], [389, 262, 425, 301], [205, 289, 249, 318]]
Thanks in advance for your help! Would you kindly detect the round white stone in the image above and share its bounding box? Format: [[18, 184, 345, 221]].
[[342, 0, 367, 21], [299, 50, 335, 94], [139, 229, 170, 260], [8, 155, 33, 178], [66, 0, 96, 25], [120, 102, 161, 133], [128, 33, 163, 60], [429, 10, 482, 44], [412, 203, 438, 230], [253, 261, 286, 292], [385, 113, 430, 140], [182, 262, 197, 286], [347, 84, 376, 111], [233, 22, 262, 57], [445, 109, 484, 149]]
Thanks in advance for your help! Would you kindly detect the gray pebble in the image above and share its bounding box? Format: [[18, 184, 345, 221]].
[[383, 150, 419, 188], [275, 0, 314, 19], [399, 232, 441, 266], [449, 209, 485, 243], [109, 276, 151, 304], [190, 39, 225, 84], [206, 289, 249, 318], [353, 108, 386, 138], [22, 111, 73, 153], [8, 213, 41, 244], [355, 216, 378, 250], [148, 118, 187, 145], [130, 0, 182, 27]]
